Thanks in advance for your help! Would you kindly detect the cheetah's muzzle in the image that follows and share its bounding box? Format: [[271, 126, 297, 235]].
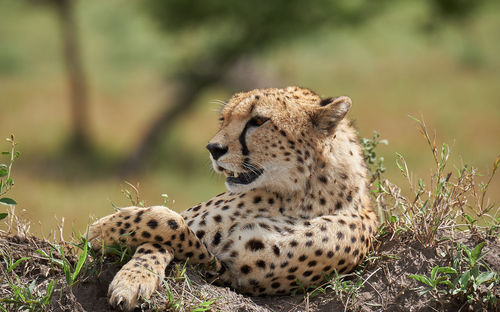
[[225, 168, 264, 185]]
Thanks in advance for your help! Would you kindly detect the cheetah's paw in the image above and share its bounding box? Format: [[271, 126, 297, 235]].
[[108, 265, 161, 311]]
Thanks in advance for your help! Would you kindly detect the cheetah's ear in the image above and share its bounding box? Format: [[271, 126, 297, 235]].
[[311, 96, 352, 134]]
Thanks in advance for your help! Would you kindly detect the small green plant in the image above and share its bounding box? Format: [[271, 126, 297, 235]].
[[0, 279, 55, 312], [121, 181, 145, 207], [374, 117, 499, 247], [361, 131, 388, 184], [409, 266, 458, 297], [409, 242, 498, 307], [161, 193, 169, 206], [191, 298, 217, 312], [451, 242, 498, 305], [157, 277, 182, 311], [36, 238, 89, 287], [0, 135, 19, 220], [0, 251, 55, 311]]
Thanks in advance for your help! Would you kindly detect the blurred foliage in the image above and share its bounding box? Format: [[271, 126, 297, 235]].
[[146, 0, 386, 46], [124, 0, 496, 170], [142, 0, 389, 81], [144, 0, 492, 64], [127, 0, 392, 169], [428, 0, 486, 21]]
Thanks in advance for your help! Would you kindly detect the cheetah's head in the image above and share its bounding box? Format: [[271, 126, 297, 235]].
[[207, 87, 351, 193]]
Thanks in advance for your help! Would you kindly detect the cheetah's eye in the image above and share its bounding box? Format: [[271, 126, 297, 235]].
[[248, 116, 269, 128]]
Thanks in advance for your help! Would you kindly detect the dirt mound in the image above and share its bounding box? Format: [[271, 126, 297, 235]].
[[0, 231, 498, 311]]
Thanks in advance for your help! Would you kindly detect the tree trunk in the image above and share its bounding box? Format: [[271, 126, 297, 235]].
[[54, 0, 90, 152], [120, 43, 247, 174], [119, 76, 219, 174]]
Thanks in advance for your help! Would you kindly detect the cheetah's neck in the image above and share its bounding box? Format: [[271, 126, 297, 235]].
[[274, 121, 369, 218]]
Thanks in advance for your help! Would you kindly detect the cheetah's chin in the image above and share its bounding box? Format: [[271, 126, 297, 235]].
[[223, 168, 264, 185]]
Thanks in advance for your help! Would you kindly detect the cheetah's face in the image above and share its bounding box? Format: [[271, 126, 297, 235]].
[[206, 87, 351, 193], [206, 113, 276, 193]]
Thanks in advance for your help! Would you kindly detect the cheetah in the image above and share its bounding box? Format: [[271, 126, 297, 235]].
[[88, 86, 378, 311]]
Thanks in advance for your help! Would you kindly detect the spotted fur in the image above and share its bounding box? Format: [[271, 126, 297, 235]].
[[87, 86, 378, 311]]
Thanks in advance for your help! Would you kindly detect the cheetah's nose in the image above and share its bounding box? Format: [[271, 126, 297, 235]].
[[206, 143, 228, 160]]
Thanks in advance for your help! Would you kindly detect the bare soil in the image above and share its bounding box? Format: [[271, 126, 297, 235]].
[[0, 230, 498, 312]]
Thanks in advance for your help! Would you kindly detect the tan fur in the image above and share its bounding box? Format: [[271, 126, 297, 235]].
[[87, 86, 378, 311]]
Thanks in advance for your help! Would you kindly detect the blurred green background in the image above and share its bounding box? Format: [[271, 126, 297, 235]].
[[0, 0, 499, 238]]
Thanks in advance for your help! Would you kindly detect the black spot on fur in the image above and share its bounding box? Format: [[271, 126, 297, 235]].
[[318, 175, 328, 184], [154, 235, 163, 242], [212, 231, 222, 246], [303, 270, 313, 277], [196, 230, 205, 239], [241, 265, 252, 274], [272, 245, 280, 256], [256, 260, 266, 268], [335, 201, 342, 210], [168, 219, 179, 230], [147, 219, 158, 229], [246, 239, 265, 251]]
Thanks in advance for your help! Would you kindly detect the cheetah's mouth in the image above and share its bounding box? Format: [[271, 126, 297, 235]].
[[221, 168, 264, 185]]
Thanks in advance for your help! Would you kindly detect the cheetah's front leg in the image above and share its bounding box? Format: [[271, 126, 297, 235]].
[[107, 242, 174, 311], [87, 206, 226, 311]]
